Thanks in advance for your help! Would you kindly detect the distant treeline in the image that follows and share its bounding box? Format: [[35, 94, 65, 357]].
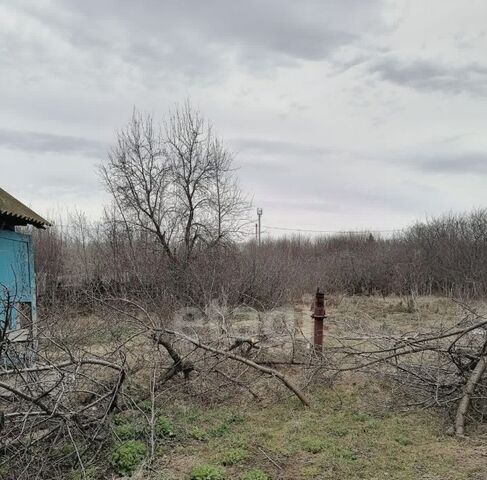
[[32, 209, 487, 310]]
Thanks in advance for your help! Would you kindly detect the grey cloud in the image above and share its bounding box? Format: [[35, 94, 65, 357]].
[[258, 181, 431, 215], [37, 178, 101, 199], [234, 137, 433, 215], [367, 55, 487, 95], [239, 152, 431, 215], [232, 138, 330, 157], [9, 0, 383, 82], [263, 198, 338, 213], [2, 0, 486, 228], [326, 183, 431, 213], [0, 129, 108, 158], [402, 152, 487, 175], [0, 154, 103, 205]]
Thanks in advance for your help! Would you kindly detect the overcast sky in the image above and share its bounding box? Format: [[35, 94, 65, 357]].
[[1, 0, 487, 235]]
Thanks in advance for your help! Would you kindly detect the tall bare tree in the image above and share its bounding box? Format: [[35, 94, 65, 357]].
[[101, 103, 249, 262]]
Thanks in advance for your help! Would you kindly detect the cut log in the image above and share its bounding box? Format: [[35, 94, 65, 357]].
[[455, 355, 487, 436]]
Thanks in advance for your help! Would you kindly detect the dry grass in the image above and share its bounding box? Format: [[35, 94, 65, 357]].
[[35, 295, 487, 479]]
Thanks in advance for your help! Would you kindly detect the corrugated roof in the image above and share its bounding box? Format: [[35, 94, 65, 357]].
[[0, 188, 51, 228]]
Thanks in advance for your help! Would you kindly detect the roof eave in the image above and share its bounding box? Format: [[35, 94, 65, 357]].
[[0, 210, 51, 229]]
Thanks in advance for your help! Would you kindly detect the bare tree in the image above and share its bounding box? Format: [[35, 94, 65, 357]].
[[101, 103, 249, 264], [101, 112, 174, 259]]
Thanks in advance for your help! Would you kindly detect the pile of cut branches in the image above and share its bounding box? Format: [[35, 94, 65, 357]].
[[329, 301, 487, 436]]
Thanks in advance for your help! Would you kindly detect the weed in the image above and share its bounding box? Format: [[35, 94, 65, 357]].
[[209, 423, 230, 438], [218, 447, 248, 466], [241, 469, 269, 480], [113, 421, 142, 441], [395, 436, 413, 446], [299, 437, 329, 454], [335, 448, 358, 461], [351, 412, 370, 422], [155, 416, 175, 439], [138, 399, 153, 413], [189, 427, 208, 441], [227, 412, 246, 425], [208, 411, 246, 438], [110, 440, 147, 476], [327, 422, 349, 437], [190, 464, 225, 480]]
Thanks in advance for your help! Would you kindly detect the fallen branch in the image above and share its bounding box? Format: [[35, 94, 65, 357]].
[[455, 355, 487, 436], [213, 368, 260, 400], [153, 332, 194, 382], [160, 329, 311, 407]]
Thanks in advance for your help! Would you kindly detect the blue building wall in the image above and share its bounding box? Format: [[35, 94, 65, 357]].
[[0, 229, 36, 331]]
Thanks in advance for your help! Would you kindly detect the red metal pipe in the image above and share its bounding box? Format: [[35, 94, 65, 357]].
[[311, 288, 326, 351]]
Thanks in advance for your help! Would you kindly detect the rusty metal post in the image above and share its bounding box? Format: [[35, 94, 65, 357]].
[[311, 288, 326, 352]]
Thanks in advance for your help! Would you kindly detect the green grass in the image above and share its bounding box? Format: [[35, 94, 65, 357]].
[[148, 382, 483, 480]]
